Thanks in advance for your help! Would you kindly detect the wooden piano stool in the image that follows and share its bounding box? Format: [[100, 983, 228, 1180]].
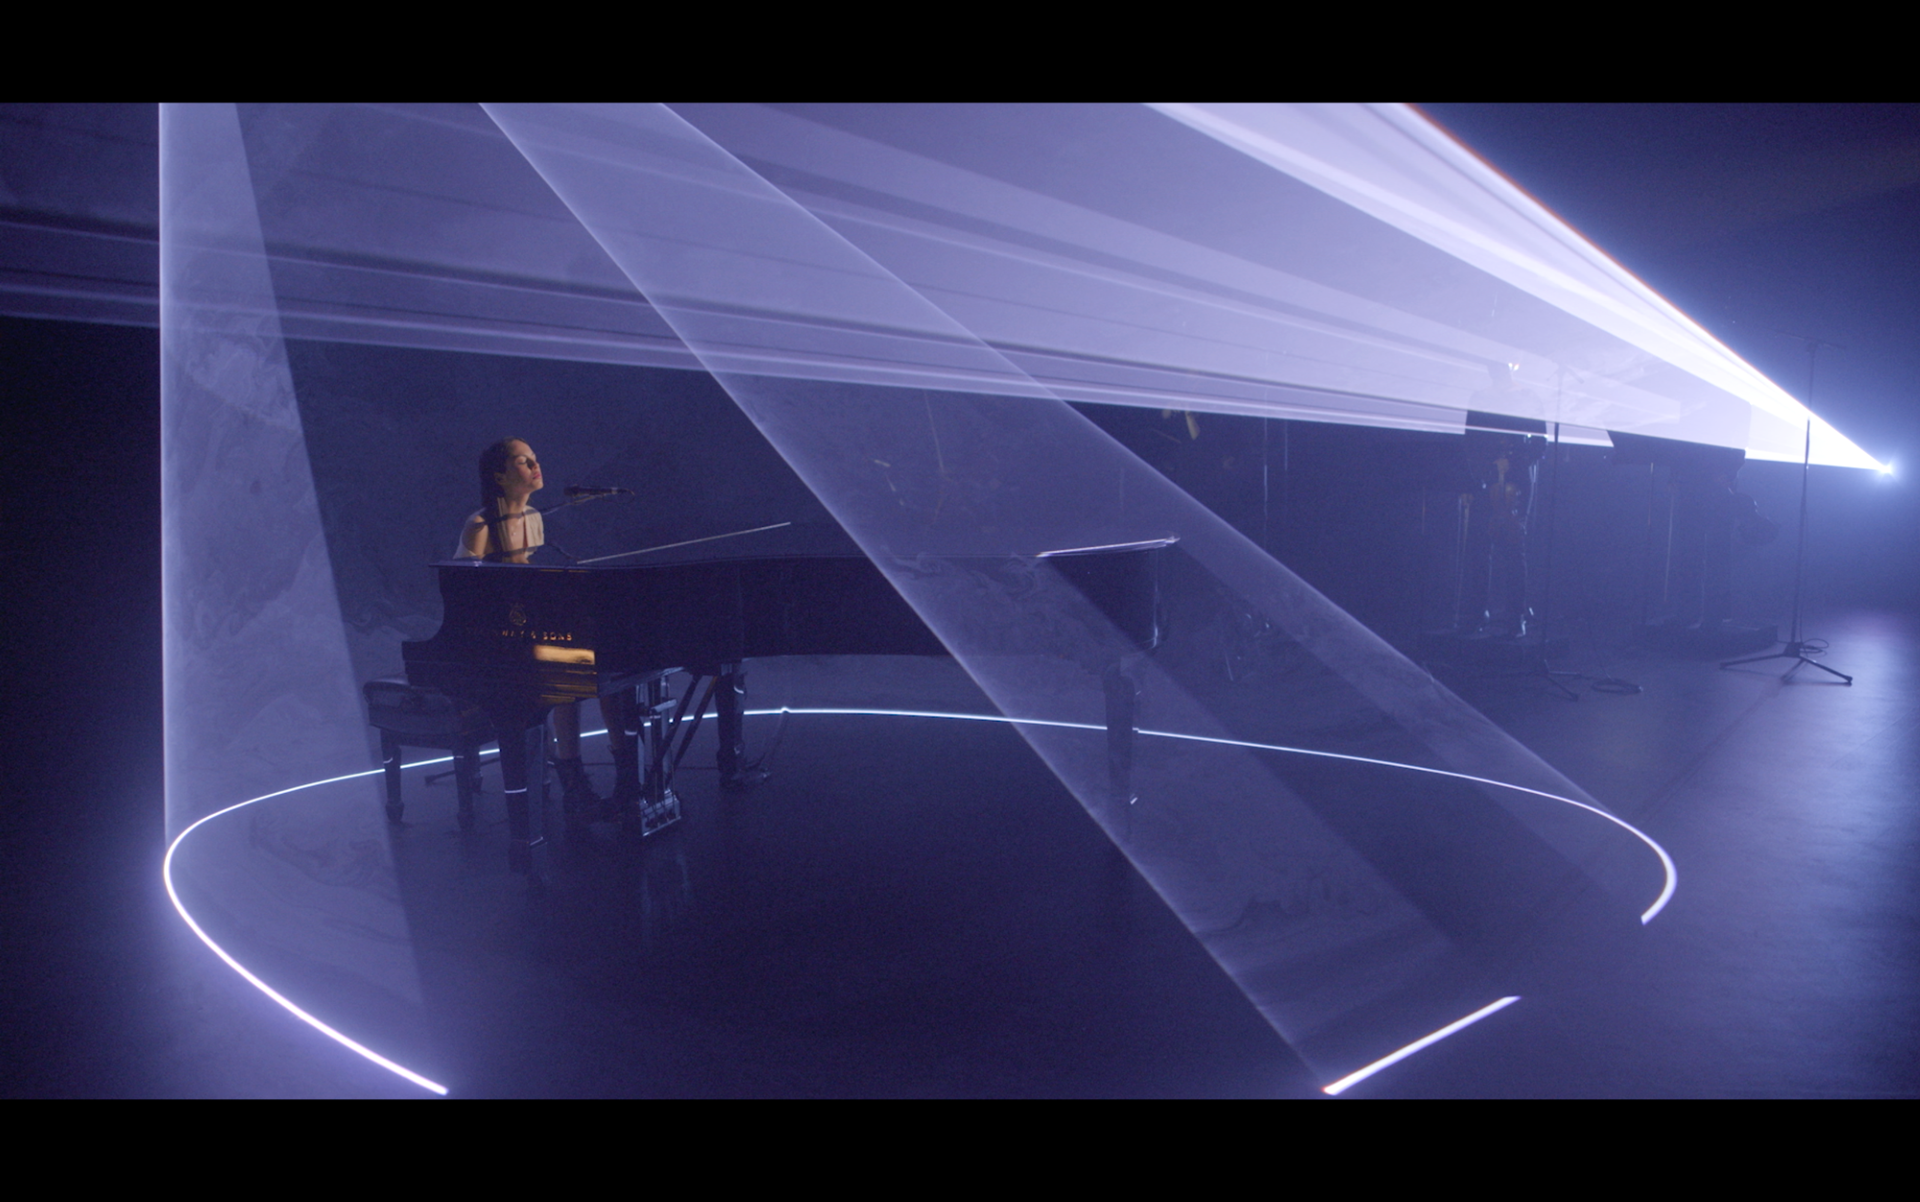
[[363, 679, 497, 829]]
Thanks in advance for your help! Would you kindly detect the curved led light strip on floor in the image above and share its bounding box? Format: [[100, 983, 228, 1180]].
[[164, 706, 1677, 1096], [162, 771, 453, 1097], [766, 708, 1677, 924]]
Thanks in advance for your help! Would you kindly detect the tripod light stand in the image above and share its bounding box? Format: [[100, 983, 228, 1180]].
[[1721, 338, 1852, 684]]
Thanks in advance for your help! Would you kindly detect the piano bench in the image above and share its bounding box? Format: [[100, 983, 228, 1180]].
[[363, 679, 495, 829]]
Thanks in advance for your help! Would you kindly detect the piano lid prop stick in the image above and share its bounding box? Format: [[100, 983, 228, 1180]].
[[575, 522, 793, 565]]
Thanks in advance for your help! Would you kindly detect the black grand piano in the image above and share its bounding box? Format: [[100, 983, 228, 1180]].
[[403, 540, 1167, 881]]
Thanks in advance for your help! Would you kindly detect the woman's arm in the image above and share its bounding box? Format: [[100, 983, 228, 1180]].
[[460, 515, 489, 559]]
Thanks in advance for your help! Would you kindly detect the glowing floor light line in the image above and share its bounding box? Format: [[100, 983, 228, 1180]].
[[720, 707, 1677, 923], [164, 762, 464, 1097], [1320, 996, 1522, 1096], [1134, 726, 1678, 924], [171, 706, 1669, 1097]]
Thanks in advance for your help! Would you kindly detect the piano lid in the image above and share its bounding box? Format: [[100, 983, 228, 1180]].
[[467, 515, 1179, 569]]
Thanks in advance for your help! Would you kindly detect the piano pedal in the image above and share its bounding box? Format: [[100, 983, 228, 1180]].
[[627, 788, 682, 837]]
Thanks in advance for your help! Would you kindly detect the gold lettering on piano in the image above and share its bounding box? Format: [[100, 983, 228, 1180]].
[[533, 643, 595, 665]]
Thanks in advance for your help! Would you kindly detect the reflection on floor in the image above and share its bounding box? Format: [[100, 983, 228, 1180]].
[[141, 610, 1920, 1096]]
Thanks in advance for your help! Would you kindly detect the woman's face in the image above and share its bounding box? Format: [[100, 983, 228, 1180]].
[[495, 440, 543, 498]]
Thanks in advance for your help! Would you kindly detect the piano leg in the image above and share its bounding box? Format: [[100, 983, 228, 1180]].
[[607, 686, 642, 808], [453, 737, 480, 831], [1104, 663, 1139, 813], [716, 662, 753, 791], [496, 719, 550, 885], [715, 663, 742, 784], [380, 732, 404, 824]]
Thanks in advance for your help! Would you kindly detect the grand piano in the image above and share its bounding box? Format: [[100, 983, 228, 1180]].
[[403, 540, 1167, 881]]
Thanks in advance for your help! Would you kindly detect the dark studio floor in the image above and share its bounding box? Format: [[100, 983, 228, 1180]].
[[8, 603, 1918, 1099]]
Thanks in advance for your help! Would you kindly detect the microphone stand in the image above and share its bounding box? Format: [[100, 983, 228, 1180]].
[[1721, 337, 1852, 684], [542, 488, 632, 516], [479, 489, 629, 564]]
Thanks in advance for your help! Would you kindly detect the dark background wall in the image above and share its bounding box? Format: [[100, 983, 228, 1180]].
[[2, 315, 167, 1095]]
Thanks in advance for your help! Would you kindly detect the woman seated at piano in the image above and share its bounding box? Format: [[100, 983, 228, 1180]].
[[461, 437, 546, 564], [460, 437, 602, 810]]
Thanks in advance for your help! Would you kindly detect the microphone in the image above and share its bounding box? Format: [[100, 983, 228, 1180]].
[[564, 485, 633, 497]]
